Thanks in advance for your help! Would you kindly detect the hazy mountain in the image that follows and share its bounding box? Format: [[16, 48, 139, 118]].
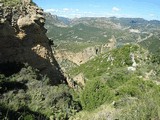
[[45, 14, 159, 55], [58, 16, 71, 25], [45, 14, 160, 30], [44, 13, 68, 27]]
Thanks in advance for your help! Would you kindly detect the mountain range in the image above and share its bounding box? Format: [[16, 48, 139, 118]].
[[45, 13, 160, 54]]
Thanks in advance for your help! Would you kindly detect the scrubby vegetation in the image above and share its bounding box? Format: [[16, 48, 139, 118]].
[[69, 44, 160, 119], [139, 35, 160, 53], [0, 63, 81, 120], [69, 44, 139, 78], [1, 44, 160, 119], [1, 0, 36, 6], [80, 79, 114, 110], [1, 43, 160, 120], [75, 76, 160, 120], [1, 0, 20, 6]]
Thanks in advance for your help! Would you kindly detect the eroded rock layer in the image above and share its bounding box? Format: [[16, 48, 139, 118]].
[[0, 2, 65, 84]]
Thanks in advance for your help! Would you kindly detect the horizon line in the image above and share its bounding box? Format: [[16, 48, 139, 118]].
[[46, 12, 160, 21]]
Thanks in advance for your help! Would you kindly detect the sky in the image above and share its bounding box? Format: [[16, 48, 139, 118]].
[[33, 0, 160, 20]]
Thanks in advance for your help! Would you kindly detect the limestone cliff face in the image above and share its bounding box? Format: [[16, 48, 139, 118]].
[[55, 36, 117, 66], [55, 47, 98, 66], [0, 2, 65, 84]]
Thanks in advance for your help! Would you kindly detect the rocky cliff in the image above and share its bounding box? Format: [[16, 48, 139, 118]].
[[55, 36, 117, 66], [0, 1, 65, 84]]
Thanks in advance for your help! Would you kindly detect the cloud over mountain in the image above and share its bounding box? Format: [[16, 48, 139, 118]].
[[112, 7, 120, 12]]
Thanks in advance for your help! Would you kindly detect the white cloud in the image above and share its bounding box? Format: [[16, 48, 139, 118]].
[[45, 8, 81, 18], [63, 8, 70, 12], [112, 7, 120, 12], [45, 9, 58, 13], [45, 7, 133, 19]]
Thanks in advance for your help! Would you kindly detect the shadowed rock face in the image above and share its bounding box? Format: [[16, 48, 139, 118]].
[[0, 3, 65, 84]]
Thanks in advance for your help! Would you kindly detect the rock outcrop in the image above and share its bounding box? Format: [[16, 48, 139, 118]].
[[101, 35, 117, 51], [55, 46, 99, 65], [55, 36, 117, 66], [0, 1, 65, 84]]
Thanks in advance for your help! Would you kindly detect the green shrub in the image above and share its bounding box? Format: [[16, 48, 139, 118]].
[[106, 70, 133, 89], [116, 85, 141, 98], [80, 79, 113, 110], [0, 64, 81, 120], [117, 97, 160, 120], [114, 79, 160, 119], [2, 0, 20, 6], [1, 0, 36, 6], [23, 114, 35, 120]]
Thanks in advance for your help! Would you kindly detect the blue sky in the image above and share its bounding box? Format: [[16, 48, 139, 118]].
[[33, 0, 160, 20]]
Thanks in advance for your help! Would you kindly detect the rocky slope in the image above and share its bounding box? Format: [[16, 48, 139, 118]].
[[0, 1, 64, 84], [55, 35, 117, 66]]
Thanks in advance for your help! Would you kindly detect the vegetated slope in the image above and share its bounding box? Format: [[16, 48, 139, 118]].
[[1, 0, 36, 6], [139, 35, 160, 53], [45, 15, 136, 52], [69, 44, 160, 120], [70, 44, 155, 81], [46, 23, 111, 53], [47, 23, 106, 43], [0, 64, 81, 120], [108, 17, 160, 33], [1, 0, 20, 6]]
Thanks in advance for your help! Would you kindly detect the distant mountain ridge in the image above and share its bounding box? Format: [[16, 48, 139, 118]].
[[45, 13, 160, 29], [45, 13, 160, 46], [58, 16, 71, 25]]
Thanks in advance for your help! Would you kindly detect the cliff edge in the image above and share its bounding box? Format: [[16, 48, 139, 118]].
[[0, 1, 65, 84]]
